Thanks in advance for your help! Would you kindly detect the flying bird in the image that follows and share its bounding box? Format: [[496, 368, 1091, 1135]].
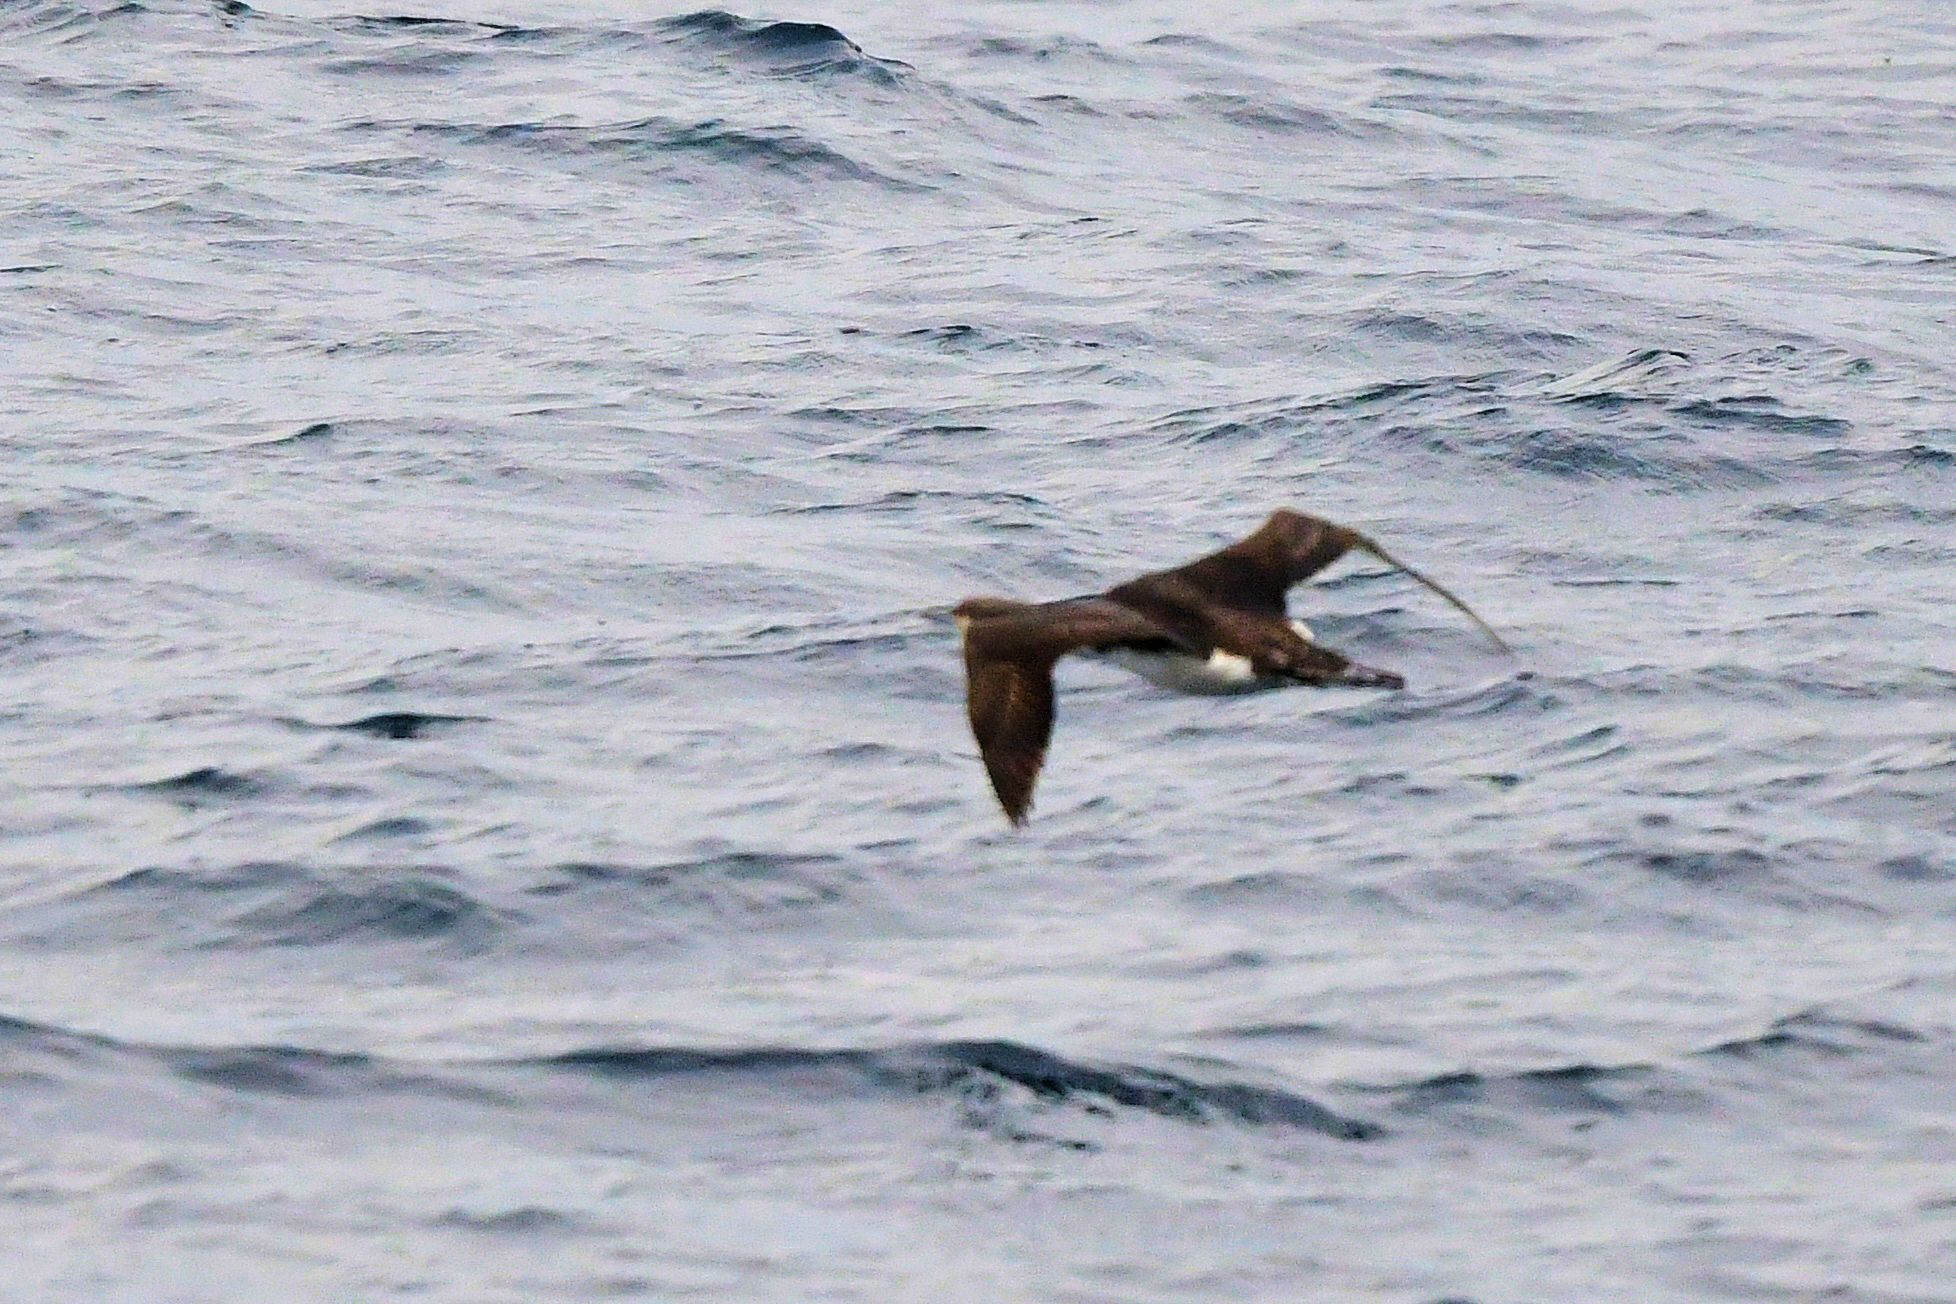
[[954, 509, 1508, 825]]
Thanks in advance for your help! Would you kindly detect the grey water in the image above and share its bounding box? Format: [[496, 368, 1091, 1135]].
[[3, 0, 1955, 1298]]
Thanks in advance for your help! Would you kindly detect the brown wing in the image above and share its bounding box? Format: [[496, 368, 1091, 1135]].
[[1102, 511, 1359, 650], [963, 652, 1054, 826], [957, 599, 1187, 825], [1110, 509, 1509, 654]]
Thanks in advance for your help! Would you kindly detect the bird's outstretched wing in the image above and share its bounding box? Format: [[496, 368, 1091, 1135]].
[[1104, 510, 1358, 640], [1107, 509, 1508, 653], [962, 653, 1053, 827], [959, 599, 1188, 825]]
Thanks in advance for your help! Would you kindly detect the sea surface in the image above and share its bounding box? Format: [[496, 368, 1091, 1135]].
[[3, 0, 1955, 1299]]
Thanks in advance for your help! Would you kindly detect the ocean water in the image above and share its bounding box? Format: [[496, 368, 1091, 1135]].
[[3, 0, 1955, 1298]]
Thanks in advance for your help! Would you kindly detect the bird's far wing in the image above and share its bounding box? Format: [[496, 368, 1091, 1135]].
[[1105, 511, 1361, 625]]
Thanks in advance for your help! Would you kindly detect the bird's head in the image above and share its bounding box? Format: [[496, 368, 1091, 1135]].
[[952, 596, 1033, 633]]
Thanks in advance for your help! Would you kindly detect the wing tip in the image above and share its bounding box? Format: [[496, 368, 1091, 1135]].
[[986, 759, 1038, 827]]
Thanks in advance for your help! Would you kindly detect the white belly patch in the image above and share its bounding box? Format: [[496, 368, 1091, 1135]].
[[1096, 647, 1276, 696], [1087, 617, 1315, 696]]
